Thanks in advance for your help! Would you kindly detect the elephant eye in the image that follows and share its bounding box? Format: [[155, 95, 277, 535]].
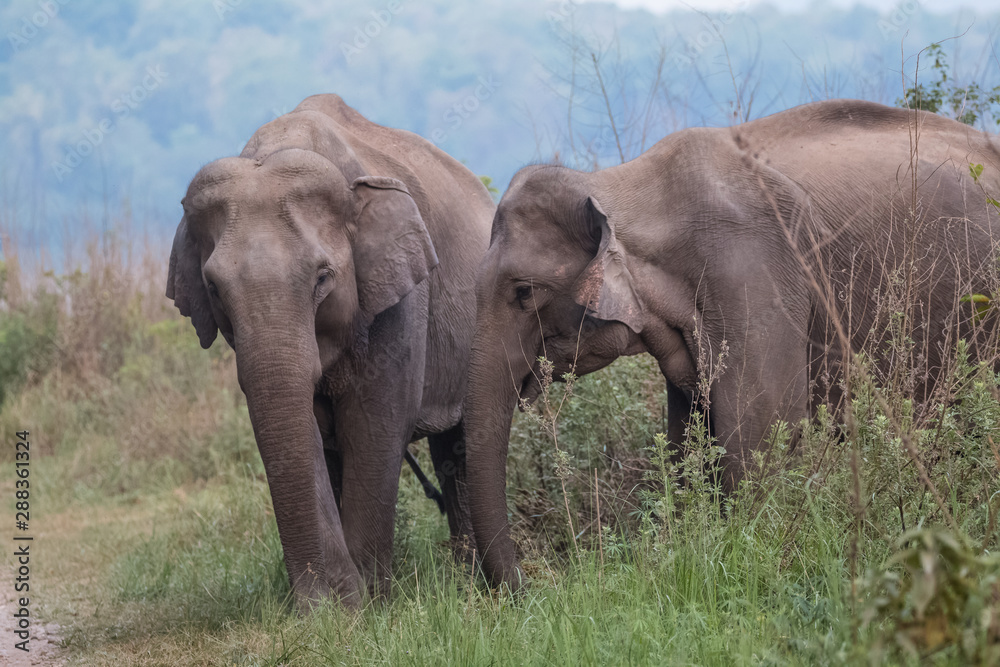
[[515, 285, 532, 308], [314, 271, 332, 299], [207, 281, 219, 298]]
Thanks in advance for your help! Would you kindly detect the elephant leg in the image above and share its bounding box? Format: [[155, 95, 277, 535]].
[[324, 447, 343, 509], [334, 288, 427, 598], [643, 322, 698, 459], [336, 400, 413, 599], [428, 422, 475, 560], [665, 380, 692, 453], [709, 333, 810, 494], [314, 395, 343, 509]]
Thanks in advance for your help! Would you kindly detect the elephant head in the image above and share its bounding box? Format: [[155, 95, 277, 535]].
[[166, 127, 438, 608]]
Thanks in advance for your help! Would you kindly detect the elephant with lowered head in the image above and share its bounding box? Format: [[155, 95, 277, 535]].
[[167, 94, 493, 608], [466, 99, 1000, 590]]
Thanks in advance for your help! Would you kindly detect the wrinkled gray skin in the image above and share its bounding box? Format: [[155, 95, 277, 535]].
[[467, 100, 1000, 590], [166, 95, 493, 609]]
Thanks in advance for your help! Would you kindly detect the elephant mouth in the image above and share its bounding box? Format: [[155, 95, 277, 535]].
[[514, 324, 649, 409], [517, 371, 543, 408], [514, 332, 593, 408], [516, 350, 570, 408]]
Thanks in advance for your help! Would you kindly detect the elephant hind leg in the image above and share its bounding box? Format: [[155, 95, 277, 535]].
[[324, 446, 343, 509], [428, 422, 475, 562]]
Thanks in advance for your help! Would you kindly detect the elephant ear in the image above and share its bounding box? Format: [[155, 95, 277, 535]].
[[572, 196, 644, 333], [350, 176, 439, 318], [166, 215, 218, 349]]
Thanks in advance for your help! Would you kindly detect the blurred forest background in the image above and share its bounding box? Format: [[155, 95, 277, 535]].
[[2, 0, 1000, 254]]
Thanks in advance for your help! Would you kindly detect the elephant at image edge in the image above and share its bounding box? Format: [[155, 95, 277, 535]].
[[166, 94, 493, 608], [465, 99, 1000, 590]]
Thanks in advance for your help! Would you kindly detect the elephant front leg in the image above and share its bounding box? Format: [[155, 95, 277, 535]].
[[642, 321, 698, 455], [428, 422, 475, 561], [336, 398, 413, 600], [665, 380, 693, 454], [708, 331, 810, 494]]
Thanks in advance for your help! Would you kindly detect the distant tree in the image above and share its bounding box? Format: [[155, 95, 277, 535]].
[[479, 175, 500, 200], [897, 43, 1000, 128]]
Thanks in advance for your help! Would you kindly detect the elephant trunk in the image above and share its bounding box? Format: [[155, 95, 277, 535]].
[[465, 318, 539, 590], [235, 323, 362, 610]]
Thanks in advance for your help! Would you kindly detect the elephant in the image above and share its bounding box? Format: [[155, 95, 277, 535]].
[[465, 99, 1000, 590], [166, 94, 493, 608]]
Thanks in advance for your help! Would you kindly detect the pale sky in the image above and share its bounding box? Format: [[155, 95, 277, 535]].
[[599, 0, 1000, 12]]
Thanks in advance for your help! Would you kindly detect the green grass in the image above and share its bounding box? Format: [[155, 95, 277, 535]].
[[1, 240, 998, 665], [28, 457, 854, 666], [8, 344, 996, 665]]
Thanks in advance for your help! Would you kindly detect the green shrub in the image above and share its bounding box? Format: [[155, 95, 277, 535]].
[[0, 282, 59, 407], [861, 528, 1000, 663], [897, 43, 1000, 127]]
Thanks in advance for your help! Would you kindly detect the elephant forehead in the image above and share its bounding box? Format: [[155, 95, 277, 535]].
[[493, 235, 586, 286], [188, 152, 351, 214], [186, 158, 250, 211], [208, 233, 296, 272], [504, 203, 588, 248], [260, 148, 345, 184], [499, 196, 566, 232]]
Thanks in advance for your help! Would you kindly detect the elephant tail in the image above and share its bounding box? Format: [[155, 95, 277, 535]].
[[404, 449, 446, 514]]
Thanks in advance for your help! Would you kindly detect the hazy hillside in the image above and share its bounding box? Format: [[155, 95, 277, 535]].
[[1, 0, 998, 249]]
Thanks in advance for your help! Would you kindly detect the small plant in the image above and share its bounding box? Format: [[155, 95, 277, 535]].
[[0, 280, 59, 407], [861, 527, 1000, 663], [518, 354, 583, 555]]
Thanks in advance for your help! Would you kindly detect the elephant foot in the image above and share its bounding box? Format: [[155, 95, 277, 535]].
[[291, 567, 365, 614]]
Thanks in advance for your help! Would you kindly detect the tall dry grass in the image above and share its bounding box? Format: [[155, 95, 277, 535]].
[[0, 218, 258, 506]]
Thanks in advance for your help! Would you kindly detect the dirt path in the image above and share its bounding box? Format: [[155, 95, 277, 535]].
[[0, 565, 64, 666]]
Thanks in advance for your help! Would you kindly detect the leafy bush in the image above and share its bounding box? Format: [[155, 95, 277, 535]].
[[897, 43, 1000, 128], [862, 528, 1000, 663], [0, 285, 59, 407]]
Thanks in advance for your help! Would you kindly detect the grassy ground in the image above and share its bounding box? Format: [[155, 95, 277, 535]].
[[1, 233, 999, 666]]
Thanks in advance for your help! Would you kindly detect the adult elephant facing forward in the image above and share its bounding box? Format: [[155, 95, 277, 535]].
[[167, 94, 493, 609], [466, 100, 1000, 591]]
